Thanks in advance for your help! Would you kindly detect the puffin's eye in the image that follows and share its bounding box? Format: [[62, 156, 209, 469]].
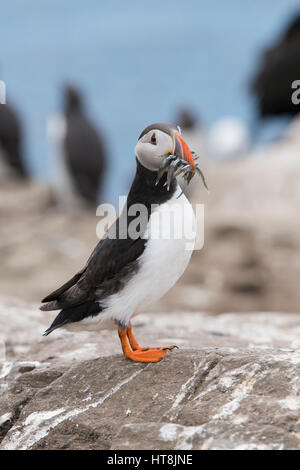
[[150, 133, 157, 145]]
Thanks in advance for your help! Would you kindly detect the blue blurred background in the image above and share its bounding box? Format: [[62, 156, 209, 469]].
[[1, 0, 299, 203]]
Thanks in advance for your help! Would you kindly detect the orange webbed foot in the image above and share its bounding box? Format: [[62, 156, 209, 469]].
[[118, 326, 178, 363], [124, 347, 167, 363], [139, 346, 178, 352]]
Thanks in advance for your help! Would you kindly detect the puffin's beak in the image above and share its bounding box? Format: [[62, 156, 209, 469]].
[[174, 133, 195, 169]]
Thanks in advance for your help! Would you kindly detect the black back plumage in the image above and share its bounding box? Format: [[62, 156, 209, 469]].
[[0, 103, 26, 177], [251, 12, 300, 118], [42, 161, 177, 335], [63, 87, 106, 204]]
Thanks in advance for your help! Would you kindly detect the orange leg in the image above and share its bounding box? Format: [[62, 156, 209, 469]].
[[118, 325, 178, 363], [127, 325, 141, 351]]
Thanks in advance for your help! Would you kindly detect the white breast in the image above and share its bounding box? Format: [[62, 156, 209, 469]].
[[98, 186, 196, 327]]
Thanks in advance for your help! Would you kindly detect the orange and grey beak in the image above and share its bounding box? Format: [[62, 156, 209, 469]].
[[173, 133, 195, 170]]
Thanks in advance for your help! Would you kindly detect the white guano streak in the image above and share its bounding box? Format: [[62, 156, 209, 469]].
[[2, 369, 143, 450], [171, 361, 205, 410]]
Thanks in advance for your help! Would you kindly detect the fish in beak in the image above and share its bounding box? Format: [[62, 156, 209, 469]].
[[156, 131, 208, 193]]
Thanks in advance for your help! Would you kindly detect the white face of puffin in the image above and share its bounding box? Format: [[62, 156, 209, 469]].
[[135, 123, 195, 173], [135, 128, 174, 171]]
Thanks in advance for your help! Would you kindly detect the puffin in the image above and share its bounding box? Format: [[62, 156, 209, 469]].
[[41, 123, 197, 363], [47, 86, 107, 207], [0, 102, 26, 179]]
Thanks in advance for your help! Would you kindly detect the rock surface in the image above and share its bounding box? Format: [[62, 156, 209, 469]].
[[1, 299, 300, 450]]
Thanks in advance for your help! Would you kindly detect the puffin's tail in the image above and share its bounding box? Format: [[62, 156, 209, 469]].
[[43, 319, 70, 336], [42, 301, 102, 336], [40, 301, 60, 311]]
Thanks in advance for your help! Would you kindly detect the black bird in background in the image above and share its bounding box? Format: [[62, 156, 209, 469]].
[[63, 86, 107, 205], [0, 102, 26, 179], [176, 107, 199, 132], [48, 85, 107, 208], [251, 12, 300, 118]]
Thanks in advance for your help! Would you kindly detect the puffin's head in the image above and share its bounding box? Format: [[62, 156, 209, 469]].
[[135, 123, 195, 172]]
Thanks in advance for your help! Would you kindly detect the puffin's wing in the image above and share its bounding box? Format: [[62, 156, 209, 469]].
[[41, 267, 86, 304], [41, 233, 146, 312], [41, 233, 146, 335], [41, 200, 149, 308]]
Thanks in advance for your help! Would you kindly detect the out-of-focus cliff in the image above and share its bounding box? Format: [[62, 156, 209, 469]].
[[1, 119, 300, 313], [156, 119, 300, 313], [0, 182, 98, 302]]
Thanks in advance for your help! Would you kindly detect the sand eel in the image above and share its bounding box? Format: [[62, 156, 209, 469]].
[[41, 123, 198, 363], [47, 86, 106, 207], [0, 102, 26, 179]]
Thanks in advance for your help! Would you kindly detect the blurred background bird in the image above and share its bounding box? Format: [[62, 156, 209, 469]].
[[251, 12, 300, 119], [0, 101, 27, 180], [47, 85, 107, 209]]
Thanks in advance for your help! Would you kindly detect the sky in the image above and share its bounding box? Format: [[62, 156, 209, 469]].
[[1, 0, 299, 202]]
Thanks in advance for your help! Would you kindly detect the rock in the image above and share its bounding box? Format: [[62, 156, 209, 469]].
[[1, 349, 300, 450], [1, 299, 300, 450]]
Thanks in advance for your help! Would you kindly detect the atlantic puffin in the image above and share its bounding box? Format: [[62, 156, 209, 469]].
[[47, 86, 107, 207], [42, 123, 197, 363]]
